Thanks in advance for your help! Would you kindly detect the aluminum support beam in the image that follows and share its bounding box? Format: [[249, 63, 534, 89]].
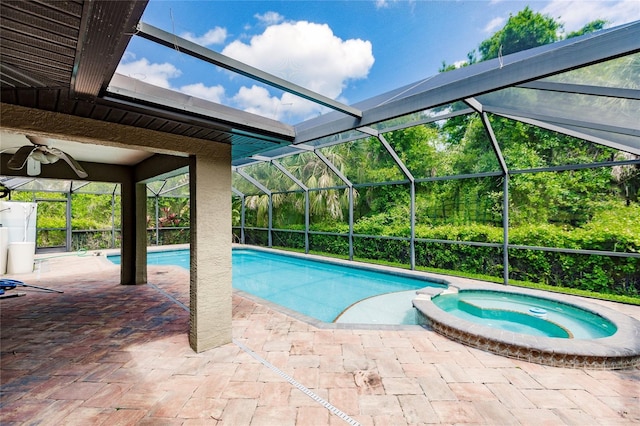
[[359, 127, 416, 180], [155, 196, 159, 246], [377, 131, 416, 267], [359, 126, 417, 269], [409, 181, 415, 269], [231, 187, 245, 244], [467, 98, 511, 285], [479, 110, 510, 285], [231, 187, 244, 248], [151, 181, 168, 246], [160, 182, 188, 196], [305, 190, 310, 253], [268, 194, 273, 247], [271, 160, 310, 253], [349, 186, 354, 260], [235, 169, 272, 246], [510, 158, 640, 175], [66, 192, 72, 251], [136, 22, 362, 118], [234, 169, 272, 196], [107, 75, 295, 142], [473, 108, 508, 174], [492, 112, 640, 155], [240, 195, 246, 244], [517, 81, 640, 100], [485, 107, 640, 138], [416, 171, 503, 183], [111, 191, 116, 249], [313, 150, 353, 188], [311, 149, 354, 259], [271, 160, 308, 191], [502, 175, 510, 285]]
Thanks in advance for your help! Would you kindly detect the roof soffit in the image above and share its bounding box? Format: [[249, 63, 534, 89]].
[[71, 0, 149, 98]]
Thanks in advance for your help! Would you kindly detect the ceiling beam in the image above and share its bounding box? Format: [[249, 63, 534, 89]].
[[106, 73, 295, 142], [136, 22, 363, 119], [517, 81, 640, 100]]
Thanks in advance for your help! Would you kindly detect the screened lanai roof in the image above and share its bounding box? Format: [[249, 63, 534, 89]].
[[1, 0, 638, 194], [0, 174, 191, 198], [233, 22, 640, 169]]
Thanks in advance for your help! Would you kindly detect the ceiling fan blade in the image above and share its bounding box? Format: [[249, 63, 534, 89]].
[[7, 146, 37, 170], [26, 135, 48, 146], [52, 150, 88, 178]]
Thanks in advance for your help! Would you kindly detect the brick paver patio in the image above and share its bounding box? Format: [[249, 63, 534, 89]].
[[1, 252, 639, 425]]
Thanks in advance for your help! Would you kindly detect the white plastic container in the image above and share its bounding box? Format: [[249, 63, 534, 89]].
[[7, 242, 36, 274], [0, 227, 8, 275]]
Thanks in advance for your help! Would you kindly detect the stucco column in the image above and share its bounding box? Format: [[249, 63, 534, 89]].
[[120, 175, 147, 285], [189, 148, 232, 352]]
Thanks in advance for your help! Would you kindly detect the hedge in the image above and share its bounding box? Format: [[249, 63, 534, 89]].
[[244, 219, 639, 297]]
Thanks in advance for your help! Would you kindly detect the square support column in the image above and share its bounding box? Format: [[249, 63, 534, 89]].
[[189, 148, 232, 352], [120, 176, 147, 285]]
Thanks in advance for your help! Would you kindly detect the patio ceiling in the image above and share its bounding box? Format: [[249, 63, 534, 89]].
[[1, 1, 638, 190], [0, 0, 294, 169]]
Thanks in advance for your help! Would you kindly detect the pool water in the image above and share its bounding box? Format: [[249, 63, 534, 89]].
[[432, 290, 617, 339], [108, 249, 443, 323]]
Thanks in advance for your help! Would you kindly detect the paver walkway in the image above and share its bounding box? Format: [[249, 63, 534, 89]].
[[1, 252, 639, 425]]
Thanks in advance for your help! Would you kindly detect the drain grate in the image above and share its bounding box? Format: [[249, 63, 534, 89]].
[[147, 283, 189, 311], [233, 338, 360, 426], [149, 282, 360, 425]]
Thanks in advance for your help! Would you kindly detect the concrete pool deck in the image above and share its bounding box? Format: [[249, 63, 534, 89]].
[[1, 250, 639, 424]]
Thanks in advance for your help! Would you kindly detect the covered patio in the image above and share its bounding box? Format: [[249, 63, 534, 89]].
[[2, 1, 639, 343], [1, 1, 640, 423], [1, 254, 639, 424]]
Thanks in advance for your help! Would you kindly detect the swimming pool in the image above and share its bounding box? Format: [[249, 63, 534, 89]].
[[108, 248, 445, 323]]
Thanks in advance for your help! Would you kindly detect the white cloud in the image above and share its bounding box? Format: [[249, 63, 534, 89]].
[[181, 27, 227, 46], [232, 85, 280, 118], [254, 11, 284, 26], [179, 83, 225, 103], [222, 20, 374, 118], [116, 54, 226, 104], [484, 16, 506, 33], [374, 0, 412, 9], [541, 0, 640, 33], [115, 57, 181, 89], [231, 86, 321, 121]]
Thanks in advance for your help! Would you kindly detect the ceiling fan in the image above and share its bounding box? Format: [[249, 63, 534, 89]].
[[7, 136, 88, 178]]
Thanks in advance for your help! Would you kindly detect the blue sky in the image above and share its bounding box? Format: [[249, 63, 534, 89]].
[[116, 0, 639, 124]]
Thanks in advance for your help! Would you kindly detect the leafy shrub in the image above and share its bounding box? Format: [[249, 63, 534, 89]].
[[73, 230, 116, 250], [354, 236, 411, 264], [309, 233, 349, 256], [266, 202, 640, 296]]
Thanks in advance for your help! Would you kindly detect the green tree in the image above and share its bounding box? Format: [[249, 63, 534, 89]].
[[478, 6, 561, 60], [441, 8, 607, 70], [566, 19, 607, 39]]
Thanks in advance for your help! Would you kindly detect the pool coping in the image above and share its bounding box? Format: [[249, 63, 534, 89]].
[[233, 245, 448, 330], [99, 244, 640, 368], [240, 246, 640, 369], [413, 285, 640, 370]]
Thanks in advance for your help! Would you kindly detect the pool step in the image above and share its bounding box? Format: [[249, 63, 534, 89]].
[[416, 285, 457, 299]]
